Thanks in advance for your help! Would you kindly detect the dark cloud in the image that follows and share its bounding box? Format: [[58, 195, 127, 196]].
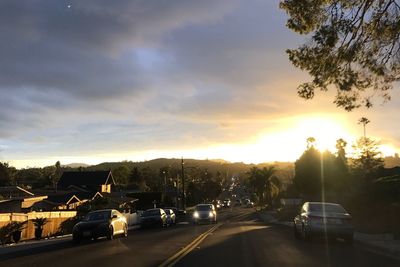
[[1, 0, 398, 166]]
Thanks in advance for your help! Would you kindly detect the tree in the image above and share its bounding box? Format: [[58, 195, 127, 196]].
[[247, 166, 279, 206], [358, 117, 370, 138], [128, 167, 148, 191], [112, 165, 130, 186], [336, 138, 348, 171], [295, 138, 349, 201], [306, 137, 316, 149], [52, 161, 62, 191], [294, 146, 322, 200], [351, 137, 384, 179], [0, 162, 14, 186], [280, 0, 400, 111]]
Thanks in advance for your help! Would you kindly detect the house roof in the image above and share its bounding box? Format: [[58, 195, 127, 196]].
[[46, 191, 103, 205], [0, 186, 35, 198], [58, 170, 115, 189]]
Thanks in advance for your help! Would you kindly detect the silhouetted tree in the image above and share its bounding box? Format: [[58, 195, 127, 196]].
[[294, 138, 349, 201], [280, 0, 400, 110], [0, 162, 14, 186], [351, 137, 384, 180], [247, 166, 279, 205], [52, 161, 62, 191], [112, 165, 130, 186]]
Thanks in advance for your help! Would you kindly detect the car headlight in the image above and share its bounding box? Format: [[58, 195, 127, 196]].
[[209, 212, 214, 217], [193, 211, 199, 218]]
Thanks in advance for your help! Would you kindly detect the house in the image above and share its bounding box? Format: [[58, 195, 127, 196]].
[[0, 186, 47, 213], [32, 191, 103, 211], [57, 170, 116, 193]]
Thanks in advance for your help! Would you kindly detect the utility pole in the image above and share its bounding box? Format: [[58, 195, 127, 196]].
[[163, 170, 167, 204], [181, 157, 185, 210]]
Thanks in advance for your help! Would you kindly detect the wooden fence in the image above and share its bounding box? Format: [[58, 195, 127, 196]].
[[0, 211, 77, 241]]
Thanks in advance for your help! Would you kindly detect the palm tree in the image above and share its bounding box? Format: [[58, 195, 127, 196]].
[[261, 167, 281, 207], [32, 217, 49, 240], [247, 166, 280, 206]]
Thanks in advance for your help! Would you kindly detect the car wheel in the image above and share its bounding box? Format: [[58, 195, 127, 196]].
[[107, 226, 114, 240], [72, 235, 81, 244], [123, 224, 128, 237], [294, 224, 301, 240], [301, 225, 311, 241]]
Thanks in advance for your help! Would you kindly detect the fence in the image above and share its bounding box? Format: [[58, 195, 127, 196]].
[[0, 211, 77, 241]]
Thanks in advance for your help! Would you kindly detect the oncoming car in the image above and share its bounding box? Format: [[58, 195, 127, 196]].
[[193, 204, 217, 224], [72, 209, 128, 243], [293, 202, 354, 243]]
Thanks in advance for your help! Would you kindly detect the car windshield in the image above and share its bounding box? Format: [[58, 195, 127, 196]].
[[84, 211, 110, 221], [164, 210, 171, 215], [309, 203, 347, 213], [143, 209, 160, 216], [196, 205, 212, 211]]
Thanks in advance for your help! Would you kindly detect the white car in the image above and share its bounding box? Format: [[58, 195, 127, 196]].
[[293, 202, 354, 243], [193, 204, 217, 224]]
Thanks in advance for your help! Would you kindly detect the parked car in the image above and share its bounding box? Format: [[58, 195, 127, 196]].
[[234, 199, 242, 206], [72, 209, 128, 243], [293, 202, 354, 243], [244, 199, 254, 208], [140, 208, 167, 228], [193, 204, 217, 224], [164, 209, 176, 225], [215, 200, 222, 209], [222, 199, 231, 208]]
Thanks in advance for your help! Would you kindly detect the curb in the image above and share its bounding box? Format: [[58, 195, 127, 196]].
[[257, 211, 400, 261], [353, 238, 400, 261]]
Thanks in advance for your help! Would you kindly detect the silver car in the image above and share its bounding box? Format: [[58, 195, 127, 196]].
[[293, 202, 354, 243], [193, 204, 217, 224]]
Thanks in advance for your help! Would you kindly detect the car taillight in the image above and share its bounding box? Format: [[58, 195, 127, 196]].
[[308, 216, 323, 223]]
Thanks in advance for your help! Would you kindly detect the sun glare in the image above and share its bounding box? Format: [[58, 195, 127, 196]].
[[293, 117, 354, 151], [248, 115, 357, 163]]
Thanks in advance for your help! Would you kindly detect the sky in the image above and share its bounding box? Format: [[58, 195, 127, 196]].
[[1, 0, 399, 169]]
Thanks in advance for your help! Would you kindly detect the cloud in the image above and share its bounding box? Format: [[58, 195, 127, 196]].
[[0, 0, 398, 167]]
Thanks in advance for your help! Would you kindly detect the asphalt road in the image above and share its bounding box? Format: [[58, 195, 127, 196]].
[[1, 208, 399, 267]]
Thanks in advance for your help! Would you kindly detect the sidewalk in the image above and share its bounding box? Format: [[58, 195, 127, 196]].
[[0, 224, 142, 258], [258, 210, 400, 261], [0, 235, 71, 256]]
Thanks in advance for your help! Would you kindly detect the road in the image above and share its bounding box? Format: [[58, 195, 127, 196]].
[[1, 208, 399, 267]]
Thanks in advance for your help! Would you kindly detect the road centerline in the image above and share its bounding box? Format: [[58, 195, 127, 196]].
[[158, 224, 222, 267]]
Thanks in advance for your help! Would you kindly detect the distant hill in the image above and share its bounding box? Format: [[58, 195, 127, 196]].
[[63, 163, 90, 168], [87, 158, 294, 182], [384, 155, 400, 168]]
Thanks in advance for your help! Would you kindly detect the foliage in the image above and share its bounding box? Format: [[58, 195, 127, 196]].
[[10, 221, 27, 232], [0, 162, 16, 186], [52, 161, 63, 190], [112, 165, 130, 186], [294, 138, 350, 201], [246, 166, 281, 205], [186, 169, 223, 205], [32, 217, 49, 229], [0, 223, 13, 246], [372, 175, 400, 203], [280, 0, 400, 111], [351, 137, 384, 179]]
